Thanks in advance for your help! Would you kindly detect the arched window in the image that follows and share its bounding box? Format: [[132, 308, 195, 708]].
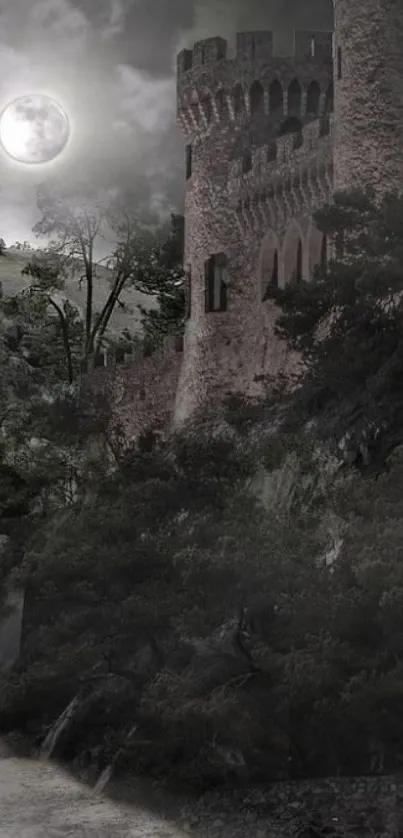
[[262, 250, 279, 300], [288, 78, 302, 114], [306, 80, 321, 116], [261, 241, 279, 300], [233, 84, 245, 116], [205, 253, 228, 313], [215, 88, 228, 119], [250, 80, 264, 115], [278, 116, 303, 137], [325, 82, 333, 113], [291, 240, 303, 284], [269, 79, 283, 113]]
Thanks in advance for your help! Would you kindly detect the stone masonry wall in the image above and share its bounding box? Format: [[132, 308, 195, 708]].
[[81, 336, 183, 449], [174, 29, 334, 424], [333, 0, 403, 197]]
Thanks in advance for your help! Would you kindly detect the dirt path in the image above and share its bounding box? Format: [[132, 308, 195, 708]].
[[0, 748, 188, 838]]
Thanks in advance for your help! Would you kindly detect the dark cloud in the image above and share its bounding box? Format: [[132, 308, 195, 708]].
[[69, 0, 333, 73], [0, 0, 334, 246]]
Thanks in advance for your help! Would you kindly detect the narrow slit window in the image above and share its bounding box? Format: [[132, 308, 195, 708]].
[[337, 46, 342, 79], [205, 254, 228, 313], [185, 264, 191, 319], [186, 144, 192, 180]]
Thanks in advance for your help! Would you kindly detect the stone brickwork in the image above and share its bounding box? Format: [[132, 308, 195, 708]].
[[81, 335, 183, 449], [333, 0, 403, 196], [86, 5, 403, 440], [174, 28, 334, 424]]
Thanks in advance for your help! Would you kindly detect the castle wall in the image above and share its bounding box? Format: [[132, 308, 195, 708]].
[[80, 29, 338, 434], [81, 337, 183, 449], [230, 114, 333, 388], [82, 2, 403, 434], [174, 29, 334, 424], [333, 0, 403, 196]]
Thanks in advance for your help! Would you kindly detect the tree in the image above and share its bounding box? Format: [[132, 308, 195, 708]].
[[26, 185, 149, 368], [0, 282, 118, 516], [270, 186, 403, 471], [23, 186, 185, 373], [0, 187, 187, 520], [136, 213, 185, 349]]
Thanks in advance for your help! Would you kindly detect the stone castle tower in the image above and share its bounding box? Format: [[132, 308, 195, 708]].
[[171, 0, 403, 425], [91, 1, 403, 445], [333, 0, 403, 196], [173, 28, 334, 423]]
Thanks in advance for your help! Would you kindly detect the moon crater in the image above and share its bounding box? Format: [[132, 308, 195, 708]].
[[0, 94, 70, 164]]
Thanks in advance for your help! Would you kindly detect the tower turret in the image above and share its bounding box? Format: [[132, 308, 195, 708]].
[[173, 29, 333, 424], [333, 0, 403, 197]]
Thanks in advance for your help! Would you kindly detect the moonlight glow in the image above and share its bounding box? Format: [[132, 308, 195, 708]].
[[0, 94, 70, 164]]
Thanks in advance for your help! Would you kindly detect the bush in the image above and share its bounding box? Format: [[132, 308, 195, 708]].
[[4, 335, 403, 788]]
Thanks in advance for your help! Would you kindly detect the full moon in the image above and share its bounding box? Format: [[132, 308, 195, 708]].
[[0, 94, 70, 164]]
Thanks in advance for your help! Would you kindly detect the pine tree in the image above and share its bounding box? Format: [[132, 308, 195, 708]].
[[270, 186, 403, 471]]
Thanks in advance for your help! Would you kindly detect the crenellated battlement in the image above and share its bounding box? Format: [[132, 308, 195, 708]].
[[177, 36, 228, 74], [226, 115, 334, 233], [228, 113, 334, 189], [80, 3, 403, 433], [177, 29, 333, 140], [81, 333, 184, 373], [177, 29, 333, 78]]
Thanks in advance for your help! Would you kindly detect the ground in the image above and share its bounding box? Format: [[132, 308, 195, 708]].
[[0, 744, 184, 838]]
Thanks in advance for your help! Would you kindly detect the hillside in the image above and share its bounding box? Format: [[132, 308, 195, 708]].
[[0, 248, 158, 340], [3, 186, 403, 808]]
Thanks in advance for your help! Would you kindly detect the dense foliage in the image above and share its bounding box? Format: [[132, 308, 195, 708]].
[[3, 186, 403, 793], [137, 213, 186, 349], [25, 187, 186, 369], [2, 419, 403, 787], [271, 187, 403, 472]]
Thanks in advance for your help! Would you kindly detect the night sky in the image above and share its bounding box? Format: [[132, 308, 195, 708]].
[[0, 0, 333, 247]]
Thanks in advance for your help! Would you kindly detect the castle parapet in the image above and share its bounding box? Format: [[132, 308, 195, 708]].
[[80, 333, 184, 374], [236, 31, 274, 64], [177, 29, 333, 139], [177, 29, 333, 80], [228, 114, 334, 193], [177, 36, 227, 74], [294, 30, 333, 61]]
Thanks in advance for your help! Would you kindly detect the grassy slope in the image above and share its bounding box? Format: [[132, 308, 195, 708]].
[[0, 248, 158, 339]]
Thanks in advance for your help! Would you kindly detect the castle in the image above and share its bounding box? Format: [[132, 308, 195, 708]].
[[89, 0, 403, 446]]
